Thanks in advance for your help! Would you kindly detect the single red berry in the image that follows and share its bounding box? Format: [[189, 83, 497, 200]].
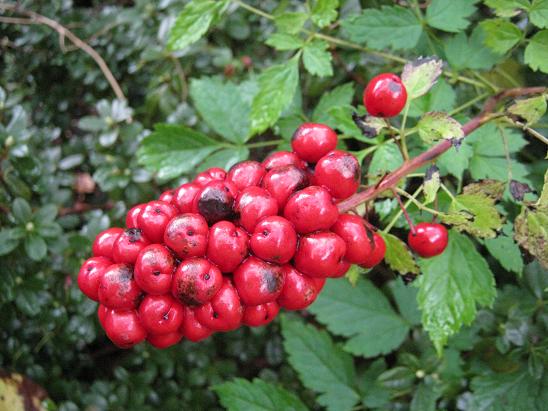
[[311, 276, 327, 293], [147, 331, 183, 349], [262, 151, 306, 171], [104, 309, 147, 349], [250, 216, 297, 264], [172, 182, 202, 213], [159, 189, 175, 203], [172, 258, 223, 306], [262, 165, 308, 209], [291, 123, 338, 163], [314, 150, 361, 199], [194, 278, 243, 332], [233, 256, 285, 305], [207, 221, 249, 272], [164, 213, 209, 259], [360, 232, 386, 268], [277, 265, 323, 310], [78, 256, 111, 301], [126, 204, 145, 229], [329, 260, 351, 278], [181, 306, 213, 342], [98, 263, 143, 310], [235, 187, 278, 233], [92, 228, 123, 258], [242, 302, 280, 327], [294, 232, 347, 278], [97, 304, 112, 329], [192, 180, 239, 225], [331, 214, 374, 264], [112, 228, 150, 264], [408, 222, 448, 258], [283, 186, 339, 234], [227, 160, 266, 190], [363, 73, 407, 118], [138, 294, 185, 335], [194, 167, 227, 186], [137, 200, 178, 243], [134, 244, 175, 295]]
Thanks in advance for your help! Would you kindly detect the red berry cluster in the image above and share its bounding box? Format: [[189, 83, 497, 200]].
[[77, 122, 388, 349]]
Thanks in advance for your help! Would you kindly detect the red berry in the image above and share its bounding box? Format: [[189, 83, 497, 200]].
[[206, 221, 249, 272], [243, 302, 280, 327], [77, 256, 111, 301], [250, 216, 297, 264], [173, 182, 202, 213], [331, 214, 373, 264], [112, 228, 150, 264], [192, 180, 239, 225], [134, 244, 175, 295], [262, 151, 306, 171], [92, 228, 123, 258], [195, 278, 243, 332], [159, 189, 175, 203], [98, 263, 143, 309], [97, 304, 112, 328], [291, 123, 338, 163], [147, 331, 183, 349], [283, 186, 339, 234], [314, 150, 361, 199], [126, 204, 144, 228], [360, 232, 386, 268], [104, 309, 147, 349], [262, 165, 308, 209], [233, 256, 284, 305], [181, 306, 213, 342], [363, 73, 407, 118], [329, 260, 351, 278], [195, 167, 226, 186], [164, 213, 209, 259], [277, 265, 323, 310], [227, 160, 266, 190], [137, 200, 178, 243], [138, 294, 185, 335], [235, 187, 278, 233], [408, 222, 448, 258], [172, 258, 223, 305], [294, 232, 347, 278]]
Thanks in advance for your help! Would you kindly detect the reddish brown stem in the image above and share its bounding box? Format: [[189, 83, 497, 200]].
[[392, 188, 416, 235]]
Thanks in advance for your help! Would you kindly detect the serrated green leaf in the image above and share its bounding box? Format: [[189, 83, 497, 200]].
[[0, 228, 23, 255], [426, 0, 478, 33], [197, 146, 249, 172], [265, 33, 304, 50], [342, 6, 423, 50], [410, 381, 442, 411], [436, 139, 473, 180], [401, 57, 444, 100], [214, 378, 307, 411], [281, 316, 360, 411], [369, 142, 404, 180], [274, 12, 308, 34], [408, 79, 456, 118], [422, 166, 440, 205], [484, 223, 524, 275], [485, 0, 530, 17], [382, 233, 420, 275], [137, 124, 220, 179], [24, 233, 47, 261], [530, 0, 548, 28], [445, 27, 502, 70], [303, 40, 333, 77], [480, 19, 523, 54], [418, 112, 464, 144], [311, 0, 339, 28], [508, 95, 547, 124], [12, 198, 32, 223], [417, 230, 496, 354], [312, 83, 355, 124], [388, 279, 422, 326], [526, 30, 548, 73], [309, 279, 410, 357]]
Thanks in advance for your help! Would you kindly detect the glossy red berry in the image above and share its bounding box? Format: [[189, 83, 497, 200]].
[[250, 216, 297, 264], [242, 302, 280, 327], [283, 186, 339, 234], [331, 214, 373, 264], [112, 228, 150, 264], [194, 167, 226, 186], [126, 204, 144, 228], [314, 150, 361, 199], [235, 187, 278, 233], [233, 256, 284, 305], [261, 165, 308, 209], [159, 189, 175, 203], [77, 256, 111, 301], [147, 331, 183, 349], [277, 265, 323, 310], [138, 294, 185, 335], [181, 306, 213, 342], [194, 278, 243, 332], [360, 232, 386, 268], [363, 73, 407, 118], [329, 260, 351, 278], [408, 222, 448, 258], [172, 182, 202, 213], [104, 310, 147, 349], [291, 123, 338, 163], [97, 304, 112, 328], [294, 232, 347, 278], [98, 263, 143, 309], [207, 221, 249, 273], [92, 228, 123, 258], [227, 160, 266, 190], [172, 258, 223, 306], [192, 180, 239, 225], [137, 200, 178, 243], [164, 213, 209, 259], [262, 151, 306, 171], [134, 244, 175, 295]]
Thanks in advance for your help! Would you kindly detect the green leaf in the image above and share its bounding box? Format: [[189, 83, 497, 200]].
[[281, 316, 360, 411], [309, 279, 410, 357], [214, 378, 307, 411], [401, 57, 444, 100], [78, 116, 106, 132], [426, 0, 478, 33], [484, 223, 524, 275], [24, 233, 47, 261], [410, 381, 442, 411], [303, 40, 333, 77], [480, 19, 523, 54], [342, 6, 423, 50], [311, 0, 339, 28], [388, 279, 422, 326], [250, 56, 300, 135], [417, 230, 496, 353], [369, 142, 404, 179], [525, 30, 548, 73], [444, 27, 502, 70], [197, 146, 249, 172], [12, 198, 32, 223], [408, 79, 456, 118], [274, 12, 308, 34], [417, 112, 464, 144], [436, 140, 473, 181], [382, 233, 419, 275], [485, 0, 530, 17], [312, 83, 355, 124], [265, 33, 304, 50], [530, 0, 548, 28], [35, 204, 58, 223], [137, 124, 220, 179], [508, 95, 547, 124], [424, 165, 441, 204], [167, 0, 229, 51], [344, 264, 362, 286], [0, 228, 24, 255], [190, 77, 252, 143]]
